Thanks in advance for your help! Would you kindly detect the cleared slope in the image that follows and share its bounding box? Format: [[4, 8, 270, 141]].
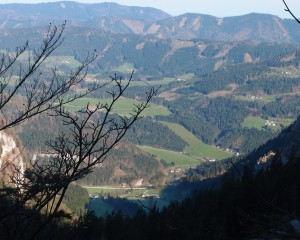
[[161, 122, 232, 160]]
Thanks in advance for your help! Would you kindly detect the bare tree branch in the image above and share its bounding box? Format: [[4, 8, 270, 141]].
[[0, 22, 103, 132], [0, 71, 157, 238], [0, 19, 158, 238], [283, 0, 300, 24]]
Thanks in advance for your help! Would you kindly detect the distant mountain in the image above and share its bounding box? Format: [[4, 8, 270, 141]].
[[1, 2, 300, 43], [0, 1, 171, 27], [150, 13, 300, 43], [1, 26, 299, 77]]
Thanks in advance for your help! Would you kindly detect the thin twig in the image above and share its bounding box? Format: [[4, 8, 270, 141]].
[[283, 0, 300, 24]]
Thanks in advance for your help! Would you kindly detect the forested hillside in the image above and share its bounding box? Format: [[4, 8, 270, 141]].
[[1, 27, 299, 77], [3, 114, 300, 240], [69, 116, 300, 240], [6, 22, 300, 186], [76, 153, 300, 240]]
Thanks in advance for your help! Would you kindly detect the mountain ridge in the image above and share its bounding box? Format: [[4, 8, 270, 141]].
[[1, 2, 300, 43], [0, 1, 171, 26]]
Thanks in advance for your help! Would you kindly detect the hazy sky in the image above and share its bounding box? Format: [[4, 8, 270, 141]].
[[0, 0, 299, 19]]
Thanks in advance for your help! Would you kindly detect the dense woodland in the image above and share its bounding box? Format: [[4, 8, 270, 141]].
[[124, 117, 188, 152], [77, 143, 164, 186], [1, 27, 300, 77], [82, 154, 300, 240], [158, 94, 282, 153], [63, 184, 90, 216], [2, 151, 299, 239]]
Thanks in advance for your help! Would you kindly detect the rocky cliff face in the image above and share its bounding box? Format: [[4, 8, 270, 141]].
[[0, 132, 24, 182]]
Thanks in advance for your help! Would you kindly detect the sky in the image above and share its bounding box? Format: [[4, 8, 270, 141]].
[[0, 0, 299, 19]]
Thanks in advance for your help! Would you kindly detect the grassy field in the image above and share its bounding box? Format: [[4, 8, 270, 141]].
[[83, 186, 148, 199], [44, 56, 82, 68], [137, 145, 201, 167], [242, 116, 266, 130], [64, 97, 171, 117], [83, 77, 176, 87], [144, 188, 161, 196], [111, 77, 176, 87], [83, 186, 126, 195], [162, 122, 232, 160], [83, 72, 176, 87], [176, 73, 195, 80], [261, 95, 276, 103], [120, 189, 146, 200], [243, 116, 294, 130], [84, 186, 163, 200], [114, 63, 136, 74]]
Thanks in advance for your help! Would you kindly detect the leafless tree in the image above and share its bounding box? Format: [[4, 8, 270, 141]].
[[0, 22, 156, 239], [0, 21, 103, 182], [0, 22, 99, 132], [10, 72, 155, 237]]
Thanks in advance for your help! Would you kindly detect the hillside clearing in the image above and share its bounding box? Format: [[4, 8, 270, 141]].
[[64, 97, 171, 117], [137, 145, 201, 167], [161, 122, 232, 160], [243, 116, 295, 130]]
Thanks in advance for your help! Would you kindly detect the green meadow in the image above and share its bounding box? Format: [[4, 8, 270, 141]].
[[113, 77, 176, 87], [242, 116, 266, 130], [120, 189, 146, 200], [137, 145, 201, 167], [64, 97, 171, 117], [114, 63, 136, 74], [83, 186, 146, 199], [84, 186, 125, 195], [243, 116, 294, 130], [44, 56, 82, 68], [161, 122, 232, 160], [176, 73, 195, 80]]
